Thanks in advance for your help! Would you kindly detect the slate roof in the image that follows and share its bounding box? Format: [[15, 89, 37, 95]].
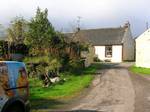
[[65, 27, 126, 46]]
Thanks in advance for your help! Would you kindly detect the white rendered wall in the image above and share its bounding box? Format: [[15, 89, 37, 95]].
[[136, 29, 150, 68], [94, 45, 122, 62], [95, 46, 105, 61], [112, 45, 122, 62]]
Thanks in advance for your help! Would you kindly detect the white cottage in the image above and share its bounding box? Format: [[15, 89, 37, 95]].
[[66, 23, 135, 63], [136, 28, 150, 68]]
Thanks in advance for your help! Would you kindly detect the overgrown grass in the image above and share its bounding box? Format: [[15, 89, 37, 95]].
[[30, 75, 93, 99], [30, 63, 101, 109], [130, 66, 150, 75]]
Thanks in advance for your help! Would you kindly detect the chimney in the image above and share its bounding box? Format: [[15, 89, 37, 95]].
[[124, 21, 130, 28]]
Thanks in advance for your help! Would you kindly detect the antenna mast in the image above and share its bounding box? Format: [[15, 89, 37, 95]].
[[146, 22, 149, 29], [77, 16, 81, 29]]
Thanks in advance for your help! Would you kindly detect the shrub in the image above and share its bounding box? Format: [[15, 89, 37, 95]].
[[93, 56, 101, 62], [69, 59, 85, 73]]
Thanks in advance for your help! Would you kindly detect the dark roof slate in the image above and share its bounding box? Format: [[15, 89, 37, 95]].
[[65, 27, 126, 45]]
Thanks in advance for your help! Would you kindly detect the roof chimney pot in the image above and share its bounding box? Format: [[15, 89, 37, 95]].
[[77, 27, 80, 32], [124, 21, 130, 28]]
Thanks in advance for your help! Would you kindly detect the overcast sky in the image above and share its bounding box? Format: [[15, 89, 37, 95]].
[[0, 0, 150, 36]]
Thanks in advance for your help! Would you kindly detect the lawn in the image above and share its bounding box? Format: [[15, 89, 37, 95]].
[[30, 63, 101, 109], [130, 66, 150, 75]]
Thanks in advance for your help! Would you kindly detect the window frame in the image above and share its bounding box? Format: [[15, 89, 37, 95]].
[[105, 45, 112, 58]]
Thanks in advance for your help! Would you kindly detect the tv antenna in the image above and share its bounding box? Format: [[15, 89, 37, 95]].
[[77, 16, 82, 29], [146, 22, 149, 29]]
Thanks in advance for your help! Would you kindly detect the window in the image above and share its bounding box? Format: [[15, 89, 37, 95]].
[[105, 46, 112, 58]]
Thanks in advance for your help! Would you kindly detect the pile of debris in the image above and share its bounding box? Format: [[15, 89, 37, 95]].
[[40, 71, 60, 87]]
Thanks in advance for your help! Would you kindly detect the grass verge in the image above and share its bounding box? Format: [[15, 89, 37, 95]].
[[30, 63, 101, 109], [130, 66, 150, 75]]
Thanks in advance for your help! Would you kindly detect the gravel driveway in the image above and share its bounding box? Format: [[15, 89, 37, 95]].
[[130, 71, 150, 112], [70, 63, 135, 112]]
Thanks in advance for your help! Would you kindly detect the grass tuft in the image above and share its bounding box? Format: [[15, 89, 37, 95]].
[[130, 66, 150, 75]]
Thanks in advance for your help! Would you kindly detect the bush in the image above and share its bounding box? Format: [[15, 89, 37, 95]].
[[69, 59, 85, 73], [93, 56, 101, 62]]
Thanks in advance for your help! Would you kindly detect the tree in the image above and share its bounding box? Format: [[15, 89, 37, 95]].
[[0, 24, 7, 56], [7, 17, 27, 44], [25, 7, 56, 56], [6, 17, 27, 55]]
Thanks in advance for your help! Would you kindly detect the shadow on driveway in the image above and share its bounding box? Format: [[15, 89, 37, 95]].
[[31, 98, 66, 110]]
